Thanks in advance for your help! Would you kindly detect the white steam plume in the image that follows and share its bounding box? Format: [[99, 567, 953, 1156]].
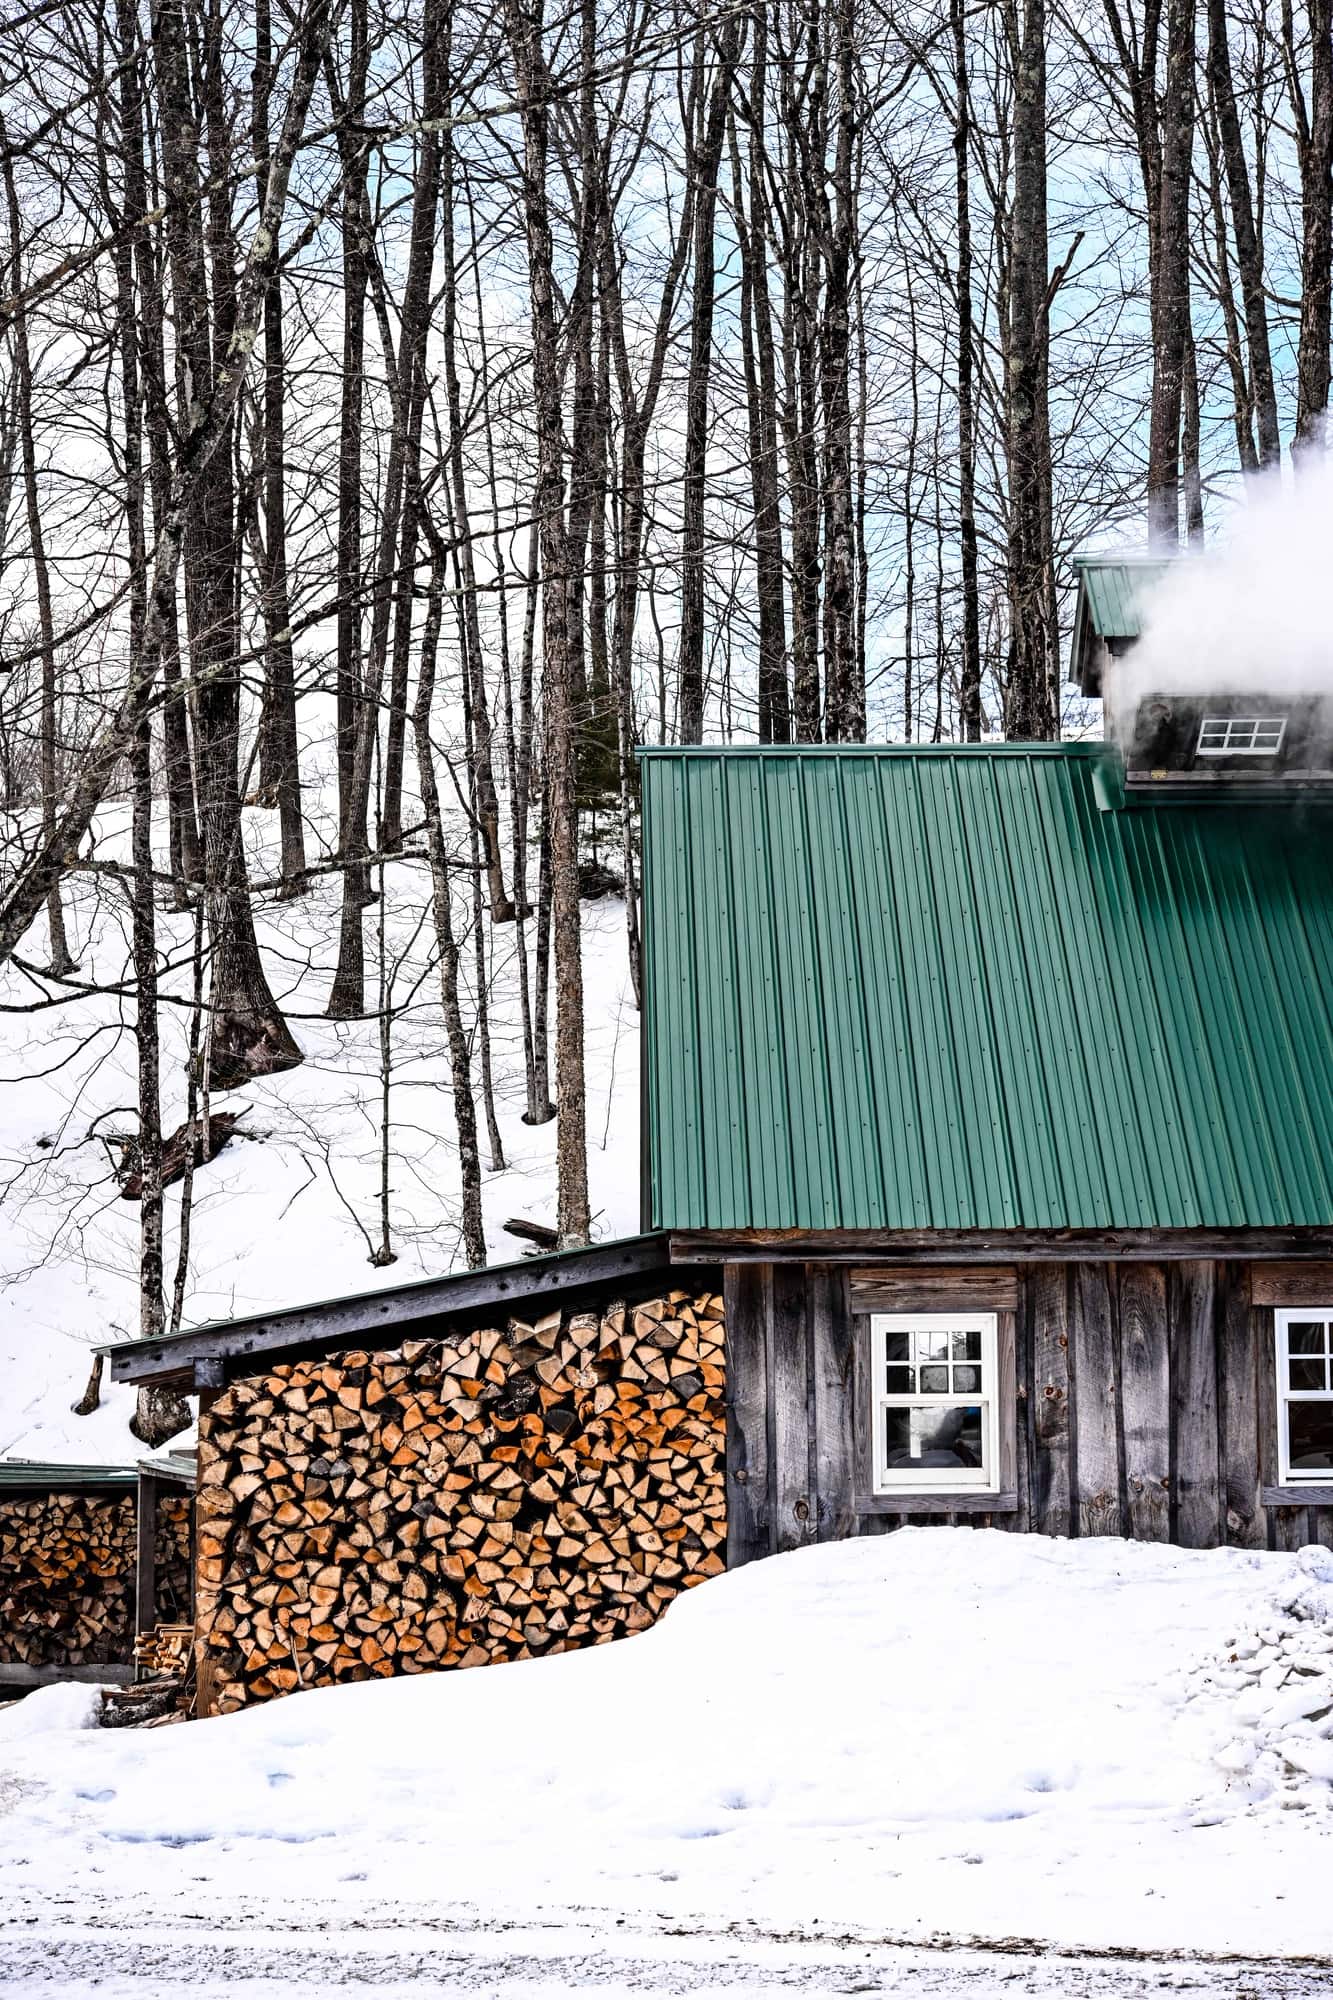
[[1124, 460, 1333, 710]]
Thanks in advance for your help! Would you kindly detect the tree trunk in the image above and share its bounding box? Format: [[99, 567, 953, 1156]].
[[1183, 320, 1205, 541], [731, 112, 790, 744], [820, 0, 860, 741], [381, 0, 448, 854], [504, 0, 591, 1245], [953, 0, 982, 740], [324, 0, 372, 1017], [251, 0, 307, 893], [154, 0, 305, 1088], [1206, 0, 1281, 471], [1, 119, 75, 977], [411, 562, 486, 1269], [125, 6, 200, 896], [1294, 0, 1333, 455], [439, 33, 513, 918], [1147, 0, 1196, 542], [1002, 0, 1058, 738], [678, 16, 742, 742]]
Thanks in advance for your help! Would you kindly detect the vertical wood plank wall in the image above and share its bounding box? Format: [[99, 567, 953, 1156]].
[[725, 1259, 1333, 1562]]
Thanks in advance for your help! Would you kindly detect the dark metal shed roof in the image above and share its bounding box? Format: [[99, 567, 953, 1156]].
[[640, 743, 1333, 1236], [108, 1233, 709, 1388]]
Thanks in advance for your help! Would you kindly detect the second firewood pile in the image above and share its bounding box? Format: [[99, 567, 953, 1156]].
[[195, 1289, 726, 1711], [0, 1492, 192, 1669]]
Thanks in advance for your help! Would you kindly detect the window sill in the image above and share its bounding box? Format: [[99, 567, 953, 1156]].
[[855, 1491, 1018, 1517], [1262, 1486, 1333, 1507]]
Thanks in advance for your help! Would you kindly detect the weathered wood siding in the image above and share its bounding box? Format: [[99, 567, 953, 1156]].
[[726, 1259, 1333, 1558]]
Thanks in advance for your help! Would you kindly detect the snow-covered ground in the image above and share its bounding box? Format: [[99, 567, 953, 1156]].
[[0, 799, 641, 1462], [3, 1532, 1333, 1990]]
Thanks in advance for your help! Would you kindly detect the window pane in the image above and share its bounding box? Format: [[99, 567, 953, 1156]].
[[952, 1364, 980, 1393], [884, 1403, 985, 1473], [1289, 1323, 1326, 1355], [885, 1365, 915, 1395], [1288, 1402, 1333, 1474], [952, 1331, 982, 1362], [1197, 716, 1287, 755], [1289, 1358, 1327, 1393], [919, 1365, 949, 1393], [884, 1328, 910, 1364], [918, 1332, 950, 1363]]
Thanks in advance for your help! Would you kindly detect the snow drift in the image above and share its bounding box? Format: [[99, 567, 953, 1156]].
[[3, 1531, 1333, 1958]]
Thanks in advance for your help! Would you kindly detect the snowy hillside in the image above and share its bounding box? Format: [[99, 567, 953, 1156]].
[[0, 801, 642, 1463], [4, 1532, 1333, 1964]]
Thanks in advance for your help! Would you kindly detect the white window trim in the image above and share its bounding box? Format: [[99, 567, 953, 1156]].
[[1196, 715, 1287, 757], [870, 1311, 1000, 1496], [1275, 1308, 1333, 1486]]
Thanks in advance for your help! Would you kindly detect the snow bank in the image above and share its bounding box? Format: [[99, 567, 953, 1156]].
[[3, 1531, 1333, 1957], [0, 1679, 102, 1741]]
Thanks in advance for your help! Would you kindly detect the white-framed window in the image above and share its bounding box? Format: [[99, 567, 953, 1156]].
[[870, 1312, 1000, 1494], [1276, 1310, 1333, 1486], [1196, 715, 1287, 757]]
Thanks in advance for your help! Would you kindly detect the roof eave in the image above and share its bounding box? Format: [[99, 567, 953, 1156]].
[[107, 1233, 715, 1389]]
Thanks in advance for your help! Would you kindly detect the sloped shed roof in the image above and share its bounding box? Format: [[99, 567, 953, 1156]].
[[1069, 554, 1170, 693], [640, 744, 1333, 1234]]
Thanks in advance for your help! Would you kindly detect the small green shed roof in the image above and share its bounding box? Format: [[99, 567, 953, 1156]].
[[1069, 553, 1171, 693], [0, 1459, 139, 1494], [640, 744, 1333, 1235]]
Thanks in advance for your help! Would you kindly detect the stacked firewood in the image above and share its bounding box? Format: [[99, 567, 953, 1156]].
[[133, 1621, 194, 1679], [195, 1290, 726, 1711], [0, 1494, 193, 1669]]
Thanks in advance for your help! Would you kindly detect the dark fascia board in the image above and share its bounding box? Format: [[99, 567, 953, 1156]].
[[669, 1226, 1333, 1265], [108, 1234, 714, 1389]]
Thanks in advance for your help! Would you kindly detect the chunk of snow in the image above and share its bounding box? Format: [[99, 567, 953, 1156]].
[[0, 1680, 102, 1740]]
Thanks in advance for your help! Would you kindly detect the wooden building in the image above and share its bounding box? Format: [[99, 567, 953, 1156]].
[[108, 703, 1333, 1707]]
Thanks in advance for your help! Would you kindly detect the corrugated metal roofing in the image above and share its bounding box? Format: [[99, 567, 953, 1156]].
[[1073, 556, 1169, 639], [0, 1459, 138, 1491], [640, 744, 1333, 1234]]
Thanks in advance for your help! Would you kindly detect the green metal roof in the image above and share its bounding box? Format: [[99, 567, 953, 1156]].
[[0, 1459, 138, 1493], [1069, 554, 1171, 694], [640, 744, 1333, 1234], [1072, 554, 1169, 641]]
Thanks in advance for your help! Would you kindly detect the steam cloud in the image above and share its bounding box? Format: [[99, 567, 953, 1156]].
[[1123, 461, 1333, 711]]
